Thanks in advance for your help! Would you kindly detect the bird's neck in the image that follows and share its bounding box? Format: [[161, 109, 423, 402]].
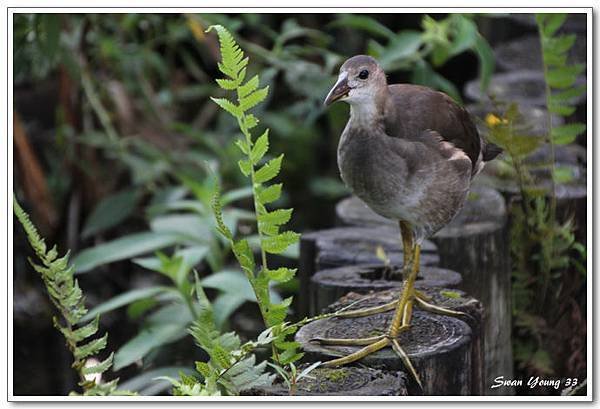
[[348, 88, 388, 132]]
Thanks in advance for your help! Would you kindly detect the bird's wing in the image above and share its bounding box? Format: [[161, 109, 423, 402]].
[[384, 84, 481, 173]]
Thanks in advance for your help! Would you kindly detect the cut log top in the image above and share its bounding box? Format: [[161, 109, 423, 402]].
[[245, 366, 408, 396], [336, 185, 507, 238], [312, 264, 462, 292], [303, 226, 440, 267], [298, 288, 483, 395]]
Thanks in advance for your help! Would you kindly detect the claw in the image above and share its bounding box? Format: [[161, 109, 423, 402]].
[[391, 338, 423, 390], [414, 295, 468, 318], [332, 300, 397, 318], [321, 337, 390, 367], [310, 335, 386, 346]]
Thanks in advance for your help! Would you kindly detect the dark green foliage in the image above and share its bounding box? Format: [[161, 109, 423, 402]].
[[483, 13, 586, 379], [160, 274, 275, 396], [343, 14, 494, 101], [13, 197, 131, 396]]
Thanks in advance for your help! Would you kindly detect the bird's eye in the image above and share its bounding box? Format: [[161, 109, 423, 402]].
[[358, 70, 369, 80]]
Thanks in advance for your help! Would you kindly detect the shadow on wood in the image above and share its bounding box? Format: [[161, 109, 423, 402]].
[[245, 366, 409, 396], [310, 264, 462, 316]]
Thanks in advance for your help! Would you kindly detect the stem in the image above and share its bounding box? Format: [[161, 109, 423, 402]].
[[537, 22, 558, 310], [235, 108, 279, 363]]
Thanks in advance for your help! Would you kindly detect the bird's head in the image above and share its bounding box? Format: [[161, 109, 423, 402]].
[[324, 55, 387, 107]]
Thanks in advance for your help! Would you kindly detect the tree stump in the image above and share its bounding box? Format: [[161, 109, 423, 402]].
[[464, 70, 586, 107], [245, 366, 409, 396], [321, 288, 485, 395], [310, 264, 462, 315], [298, 226, 439, 318], [296, 296, 477, 395], [333, 186, 512, 395], [478, 161, 587, 244]]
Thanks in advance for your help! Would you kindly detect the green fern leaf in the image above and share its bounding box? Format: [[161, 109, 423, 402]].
[[541, 13, 567, 37], [216, 78, 239, 90], [239, 86, 269, 112], [210, 97, 241, 118], [211, 186, 233, 240], [258, 209, 293, 227], [264, 267, 296, 283], [262, 231, 300, 254], [238, 159, 252, 176], [74, 333, 108, 360], [254, 154, 283, 184], [250, 130, 269, 164], [257, 184, 282, 204], [551, 123, 586, 144], [235, 138, 250, 154], [81, 353, 114, 376], [239, 75, 260, 98], [71, 315, 100, 342], [232, 239, 256, 277], [244, 114, 259, 129]]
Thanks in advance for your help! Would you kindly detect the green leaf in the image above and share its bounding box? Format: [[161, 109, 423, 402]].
[[474, 35, 495, 92], [257, 184, 282, 204], [262, 231, 300, 254], [448, 15, 478, 56], [235, 138, 250, 154], [553, 166, 575, 184], [264, 267, 296, 283], [71, 315, 100, 342], [238, 75, 259, 98], [250, 130, 269, 164], [81, 353, 114, 376], [232, 239, 255, 277], [258, 209, 293, 227], [329, 15, 395, 40], [546, 65, 584, 89], [113, 323, 187, 370], [548, 101, 576, 116], [238, 159, 252, 177], [542, 13, 567, 37], [210, 97, 240, 117], [73, 232, 182, 273], [551, 123, 586, 144], [215, 78, 238, 90], [119, 366, 194, 396], [82, 189, 138, 239], [552, 84, 586, 102], [244, 114, 259, 129], [81, 286, 169, 322], [378, 31, 423, 69], [254, 154, 283, 184], [239, 86, 269, 112], [74, 333, 108, 360], [212, 185, 233, 240]]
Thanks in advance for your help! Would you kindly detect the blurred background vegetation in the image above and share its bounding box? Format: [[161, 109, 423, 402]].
[[13, 12, 587, 396]]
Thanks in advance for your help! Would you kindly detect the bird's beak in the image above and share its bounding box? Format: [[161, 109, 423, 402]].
[[324, 72, 350, 106]]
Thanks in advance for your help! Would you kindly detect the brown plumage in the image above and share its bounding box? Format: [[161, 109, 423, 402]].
[[325, 55, 501, 242]]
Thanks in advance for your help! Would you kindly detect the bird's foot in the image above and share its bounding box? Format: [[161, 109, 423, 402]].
[[414, 291, 468, 319], [311, 291, 422, 389]]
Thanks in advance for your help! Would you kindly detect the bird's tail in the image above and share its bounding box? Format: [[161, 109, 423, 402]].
[[482, 142, 503, 162]]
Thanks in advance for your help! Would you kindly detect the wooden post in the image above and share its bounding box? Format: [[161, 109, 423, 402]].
[[331, 186, 511, 395], [245, 366, 409, 396], [310, 264, 462, 316], [297, 226, 439, 318], [320, 288, 485, 395], [296, 297, 478, 395]]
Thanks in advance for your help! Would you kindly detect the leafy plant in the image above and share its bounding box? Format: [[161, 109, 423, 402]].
[[482, 12, 586, 382], [207, 24, 303, 368], [331, 13, 495, 102], [13, 197, 131, 396], [160, 275, 275, 396]]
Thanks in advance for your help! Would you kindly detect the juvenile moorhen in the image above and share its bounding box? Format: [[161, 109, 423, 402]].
[[318, 55, 501, 387]]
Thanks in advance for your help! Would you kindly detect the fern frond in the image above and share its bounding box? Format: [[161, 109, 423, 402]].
[[208, 24, 302, 369], [14, 196, 130, 396]]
